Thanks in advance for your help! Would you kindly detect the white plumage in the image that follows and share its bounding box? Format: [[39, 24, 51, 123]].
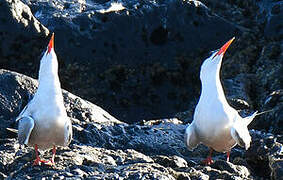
[[184, 37, 257, 164], [16, 34, 72, 166]]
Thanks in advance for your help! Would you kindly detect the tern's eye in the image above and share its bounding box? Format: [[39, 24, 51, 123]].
[[210, 49, 220, 59], [209, 49, 218, 56]]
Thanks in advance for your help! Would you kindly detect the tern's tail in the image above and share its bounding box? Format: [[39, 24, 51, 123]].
[[244, 111, 258, 126], [245, 109, 275, 125]]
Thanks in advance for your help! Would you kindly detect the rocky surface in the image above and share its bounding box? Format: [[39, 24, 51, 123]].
[[1, 0, 241, 122], [0, 0, 282, 178], [0, 0, 49, 75], [201, 0, 283, 134], [0, 69, 282, 179], [0, 0, 281, 125]]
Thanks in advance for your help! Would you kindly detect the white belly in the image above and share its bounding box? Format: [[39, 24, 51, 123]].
[[196, 123, 236, 152], [194, 102, 237, 152]]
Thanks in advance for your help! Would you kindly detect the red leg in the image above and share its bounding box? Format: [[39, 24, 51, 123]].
[[45, 145, 56, 166], [33, 144, 48, 166], [202, 148, 214, 165], [226, 151, 230, 162]]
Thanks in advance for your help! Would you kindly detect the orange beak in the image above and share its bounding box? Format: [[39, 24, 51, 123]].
[[216, 37, 235, 56], [47, 33, 54, 54]]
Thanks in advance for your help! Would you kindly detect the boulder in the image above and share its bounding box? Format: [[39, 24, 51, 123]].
[[256, 0, 283, 39], [245, 130, 283, 179], [0, 69, 121, 138], [1, 0, 241, 122], [252, 41, 283, 134], [0, 69, 282, 179], [0, 0, 49, 76]]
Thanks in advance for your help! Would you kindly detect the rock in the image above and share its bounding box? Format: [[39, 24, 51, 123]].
[[210, 160, 250, 178], [0, 0, 49, 76], [0, 69, 121, 138], [0, 0, 281, 132], [0, 0, 283, 178], [153, 155, 188, 169], [0, 69, 282, 179], [269, 156, 283, 180], [223, 74, 254, 110], [264, 90, 283, 108], [252, 41, 283, 133], [1, 0, 241, 123], [256, 0, 283, 39], [27, 0, 239, 67], [245, 130, 283, 179]]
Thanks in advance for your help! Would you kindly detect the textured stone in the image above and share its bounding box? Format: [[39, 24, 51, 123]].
[[0, 69, 282, 179], [1, 0, 241, 123]]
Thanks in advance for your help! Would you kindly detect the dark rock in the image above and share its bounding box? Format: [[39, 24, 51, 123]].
[[0, 69, 282, 179], [245, 130, 283, 179], [257, 1, 283, 39], [0, 0, 283, 178], [252, 41, 283, 133], [210, 160, 250, 177], [223, 74, 254, 110], [0, 69, 121, 138], [1, 0, 241, 123], [264, 90, 283, 108], [0, 0, 49, 76], [270, 158, 283, 180], [153, 155, 188, 169]]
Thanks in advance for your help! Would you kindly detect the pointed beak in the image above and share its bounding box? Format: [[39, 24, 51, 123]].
[[215, 37, 235, 56], [47, 33, 54, 54]]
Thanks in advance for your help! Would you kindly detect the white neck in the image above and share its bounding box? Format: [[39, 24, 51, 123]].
[[199, 58, 228, 104], [37, 50, 62, 97]]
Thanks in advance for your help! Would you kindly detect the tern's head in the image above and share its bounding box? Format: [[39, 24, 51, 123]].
[[200, 37, 235, 80], [39, 33, 58, 75]]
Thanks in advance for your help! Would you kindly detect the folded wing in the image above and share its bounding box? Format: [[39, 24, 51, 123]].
[[18, 116, 35, 145], [184, 122, 199, 151]]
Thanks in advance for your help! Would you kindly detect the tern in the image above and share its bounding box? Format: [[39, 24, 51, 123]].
[[184, 37, 257, 165], [16, 33, 72, 166]]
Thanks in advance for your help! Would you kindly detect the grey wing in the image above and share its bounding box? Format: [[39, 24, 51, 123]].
[[230, 123, 251, 150], [16, 105, 28, 121], [16, 96, 34, 121], [18, 116, 35, 145], [184, 123, 199, 151]]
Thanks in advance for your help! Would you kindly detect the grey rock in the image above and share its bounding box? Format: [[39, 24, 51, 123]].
[[210, 160, 250, 178], [0, 0, 49, 76], [269, 157, 283, 180], [223, 74, 254, 110], [27, 0, 239, 67], [264, 90, 283, 108], [245, 130, 283, 179], [0, 0, 282, 178], [0, 69, 121, 138], [153, 155, 188, 169], [256, 0, 283, 39], [1, 0, 241, 123], [253, 41, 283, 134], [0, 69, 282, 179]]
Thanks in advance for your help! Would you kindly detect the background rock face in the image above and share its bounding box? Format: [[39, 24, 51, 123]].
[[1, 0, 242, 122], [0, 70, 282, 179], [0, 0, 48, 74], [0, 0, 281, 125], [0, 0, 282, 177]]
